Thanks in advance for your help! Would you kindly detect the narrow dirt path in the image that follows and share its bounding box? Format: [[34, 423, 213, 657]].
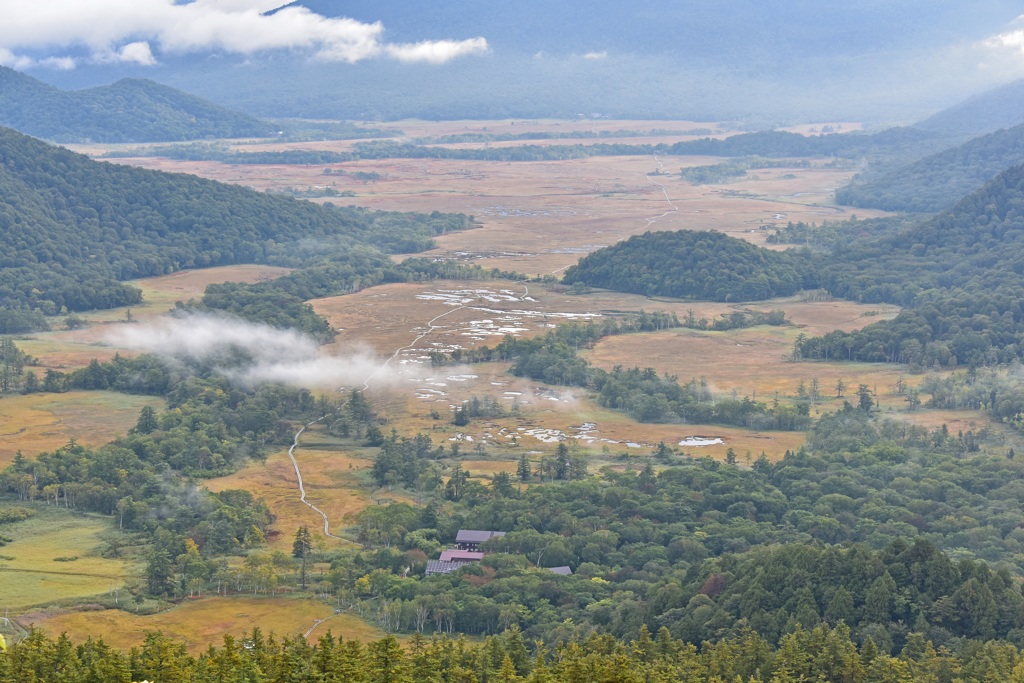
[[546, 153, 679, 276]]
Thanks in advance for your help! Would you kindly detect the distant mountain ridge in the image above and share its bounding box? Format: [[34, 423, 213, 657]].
[[0, 66, 272, 143], [916, 77, 1024, 139]]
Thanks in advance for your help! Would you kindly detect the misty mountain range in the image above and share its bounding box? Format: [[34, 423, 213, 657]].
[[16, 1, 1024, 125]]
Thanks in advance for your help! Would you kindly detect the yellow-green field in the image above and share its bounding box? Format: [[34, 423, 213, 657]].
[[0, 391, 164, 468], [205, 439, 377, 551], [25, 596, 372, 654], [0, 504, 132, 610]]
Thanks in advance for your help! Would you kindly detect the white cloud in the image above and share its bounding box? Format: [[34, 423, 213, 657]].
[[105, 312, 405, 389], [385, 37, 489, 64], [0, 48, 35, 70], [0, 49, 76, 70], [94, 41, 158, 66], [583, 51, 608, 60], [0, 1, 487, 68], [985, 30, 1024, 56]]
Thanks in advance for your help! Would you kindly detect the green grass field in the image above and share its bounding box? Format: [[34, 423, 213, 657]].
[[0, 502, 132, 610]]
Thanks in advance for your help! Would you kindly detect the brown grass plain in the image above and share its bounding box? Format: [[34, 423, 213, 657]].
[[584, 297, 904, 400], [204, 441, 377, 552], [10, 120, 1006, 645], [107, 156, 881, 277], [0, 391, 164, 467]]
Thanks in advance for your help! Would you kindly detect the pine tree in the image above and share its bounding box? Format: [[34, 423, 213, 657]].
[[134, 405, 159, 434], [369, 634, 410, 683], [516, 454, 531, 482], [293, 526, 314, 590]]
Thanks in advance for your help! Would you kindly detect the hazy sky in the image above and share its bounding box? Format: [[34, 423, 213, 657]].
[[4, 1, 1024, 122], [0, 0, 488, 69]]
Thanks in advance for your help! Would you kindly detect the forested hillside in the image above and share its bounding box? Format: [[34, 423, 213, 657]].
[[0, 67, 270, 143], [0, 126, 476, 331], [562, 231, 809, 301], [568, 163, 1024, 368], [801, 163, 1024, 366], [836, 122, 1024, 212]]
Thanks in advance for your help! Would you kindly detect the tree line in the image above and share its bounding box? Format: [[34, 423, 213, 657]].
[[9, 614, 1024, 681]]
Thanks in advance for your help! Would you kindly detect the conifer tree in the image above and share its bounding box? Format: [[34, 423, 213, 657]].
[[293, 526, 314, 590]]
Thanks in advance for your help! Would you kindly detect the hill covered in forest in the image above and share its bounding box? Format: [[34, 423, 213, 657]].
[[0, 67, 271, 143], [800, 162, 1024, 365], [568, 162, 1024, 367], [836, 122, 1024, 212], [562, 230, 809, 301], [0, 126, 475, 332]]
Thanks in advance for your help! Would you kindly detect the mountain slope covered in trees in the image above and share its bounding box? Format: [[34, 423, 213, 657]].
[[0, 66, 271, 142], [0, 126, 476, 330], [836, 122, 1024, 212], [802, 163, 1024, 365]]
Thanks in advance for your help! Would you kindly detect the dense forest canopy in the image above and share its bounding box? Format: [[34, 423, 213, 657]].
[[562, 231, 810, 302], [0, 66, 271, 143], [11, 622, 1024, 683]]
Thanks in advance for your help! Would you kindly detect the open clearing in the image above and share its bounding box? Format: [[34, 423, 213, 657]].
[[0, 391, 163, 467], [204, 438, 409, 550], [0, 504, 131, 610], [584, 297, 903, 402], [25, 596, 368, 654]]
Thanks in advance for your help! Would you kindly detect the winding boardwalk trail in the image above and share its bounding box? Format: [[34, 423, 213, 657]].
[[287, 281, 536, 551], [284, 416, 348, 541]]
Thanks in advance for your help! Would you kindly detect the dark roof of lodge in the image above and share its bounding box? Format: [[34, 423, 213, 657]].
[[547, 566, 573, 576], [456, 530, 507, 543], [426, 560, 463, 575]]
